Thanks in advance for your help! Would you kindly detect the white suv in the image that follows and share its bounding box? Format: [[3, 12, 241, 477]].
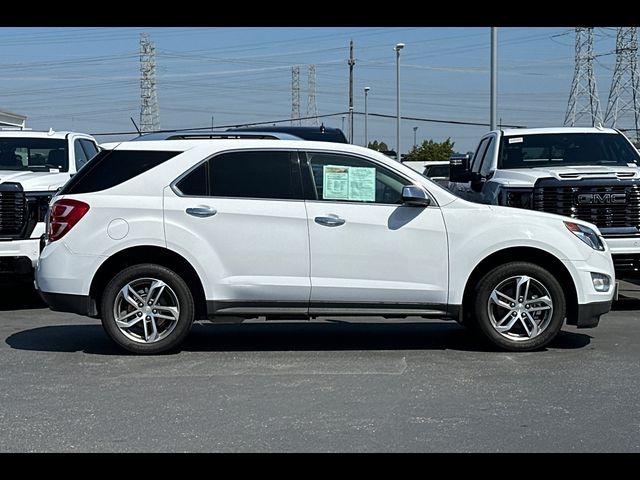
[[0, 130, 98, 283], [35, 140, 615, 354]]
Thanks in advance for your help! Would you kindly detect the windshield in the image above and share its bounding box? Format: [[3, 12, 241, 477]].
[[0, 138, 68, 172], [498, 133, 640, 169], [424, 165, 449, 177]]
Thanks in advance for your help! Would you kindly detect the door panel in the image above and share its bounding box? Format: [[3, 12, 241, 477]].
[[164, 190, 310, 304], [305, 201, 448, 308], [163, 149, 311, 308]]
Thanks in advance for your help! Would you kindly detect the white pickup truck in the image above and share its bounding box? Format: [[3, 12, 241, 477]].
[[0, 129, 99, 283], [447, 126, 640, 297]]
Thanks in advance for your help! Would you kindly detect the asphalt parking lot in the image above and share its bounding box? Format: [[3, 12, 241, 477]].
[[1, 286, 639, 453]]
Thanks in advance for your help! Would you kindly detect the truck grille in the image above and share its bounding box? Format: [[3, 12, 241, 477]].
[[533, 184, 640, 232], [613, 255, 640, 275], [0, 189, 27, 237]]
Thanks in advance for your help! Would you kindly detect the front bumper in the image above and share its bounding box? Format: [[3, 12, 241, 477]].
[[606, 236, 640, 280], [567, 300, 611, 329], [0, 237, 40, 266]]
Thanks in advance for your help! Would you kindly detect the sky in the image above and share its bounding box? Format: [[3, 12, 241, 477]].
[[0, 27, 627, 153]]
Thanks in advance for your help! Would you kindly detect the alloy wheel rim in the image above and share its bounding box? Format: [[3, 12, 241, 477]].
[[113, 277, 180, 344], [487, 275, 554, 342]]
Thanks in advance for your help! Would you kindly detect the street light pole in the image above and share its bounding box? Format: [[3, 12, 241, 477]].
[[490, 27, 498, 131], [364, 86, 370, 147], [395, 43, 405, 161], [413, 126, 418, 149]]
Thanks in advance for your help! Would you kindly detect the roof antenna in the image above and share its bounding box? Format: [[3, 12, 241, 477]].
[[47, 128, 55, 136], [596, 122, 604, 130], [130, 117, 141, 135]]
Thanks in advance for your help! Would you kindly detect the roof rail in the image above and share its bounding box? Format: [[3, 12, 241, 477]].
[[0, 126, 32, 131]]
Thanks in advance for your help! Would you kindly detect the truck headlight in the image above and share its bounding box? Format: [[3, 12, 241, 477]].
[[564, 221, 605, 251], [499, 188, 533, 208]]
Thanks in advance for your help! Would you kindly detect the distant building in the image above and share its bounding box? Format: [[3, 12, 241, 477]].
[[0, 109, 27, 129]]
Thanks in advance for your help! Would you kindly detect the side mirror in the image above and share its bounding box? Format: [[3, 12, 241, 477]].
[[450, 157, 478, 183], [402, 185, 431, 207]]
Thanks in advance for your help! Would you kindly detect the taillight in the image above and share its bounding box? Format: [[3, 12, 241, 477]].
[[48, 199, 90, 242]]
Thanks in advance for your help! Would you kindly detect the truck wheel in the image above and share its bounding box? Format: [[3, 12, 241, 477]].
[[473, 262, 566, 351], [100, 263, 194, 354]]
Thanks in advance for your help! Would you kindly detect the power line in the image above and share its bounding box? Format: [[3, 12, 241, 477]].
[[90, 110, 526, 136]]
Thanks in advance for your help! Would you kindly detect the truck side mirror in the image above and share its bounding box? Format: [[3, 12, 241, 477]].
[[450, 157, 474, 182]]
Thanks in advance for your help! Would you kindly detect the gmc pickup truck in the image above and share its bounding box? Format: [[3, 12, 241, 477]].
[[0, 129, 99, 283], [448, 126, 640, 295]]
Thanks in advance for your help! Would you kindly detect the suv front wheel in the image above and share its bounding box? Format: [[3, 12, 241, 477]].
[[100, 263, 195, 354], [473, 262, 566, 351]]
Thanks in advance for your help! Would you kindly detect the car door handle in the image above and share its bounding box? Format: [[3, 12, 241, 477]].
[[186, 206, 217, 218], [314, 215, 345, 227]]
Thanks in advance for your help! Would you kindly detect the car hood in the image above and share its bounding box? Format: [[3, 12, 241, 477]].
[[448, 195, 601, 231], [492, 165, 640, 186], [0, 170, 70, 191]]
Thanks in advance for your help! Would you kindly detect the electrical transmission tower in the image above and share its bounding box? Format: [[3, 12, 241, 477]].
[[604, 27, 640, 141], [139, 33, 160, 133], [564, 27, 603, 127], [306, 65, 318, 126], [291, 65, 301, 126]]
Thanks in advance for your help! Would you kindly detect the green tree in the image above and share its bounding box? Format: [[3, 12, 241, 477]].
[[367, 140, 389, 152], [404, 138, 455, 162]]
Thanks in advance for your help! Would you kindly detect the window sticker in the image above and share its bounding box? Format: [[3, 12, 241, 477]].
[[322, 165, 376, 202], [508, 137, 523, 144]]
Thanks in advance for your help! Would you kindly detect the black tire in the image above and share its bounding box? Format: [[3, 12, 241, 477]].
[[472, 262, 566, 351], [100, 263, 194, 354]]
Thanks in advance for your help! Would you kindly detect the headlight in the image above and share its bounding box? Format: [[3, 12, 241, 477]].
[[25, 192, 54, 222], [498, 188, 533, 208], [564, 221, 605, 251]]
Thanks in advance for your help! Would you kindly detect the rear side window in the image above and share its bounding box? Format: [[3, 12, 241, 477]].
[[176, 162, 208, 196], [210, 151, 296, 199], [173, 150, 301, 200], [60, 150, 180, 195]]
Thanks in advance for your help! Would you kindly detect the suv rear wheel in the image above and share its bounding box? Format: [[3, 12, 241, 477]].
[[100, 263, 195, 354], [473, 262, 566, 351]]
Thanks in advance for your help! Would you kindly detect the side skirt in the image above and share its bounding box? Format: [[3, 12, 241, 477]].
[[207, 300, 460, 321]]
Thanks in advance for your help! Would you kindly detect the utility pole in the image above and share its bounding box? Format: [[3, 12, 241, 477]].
[[139, 33, 160, 133], [348, 40, 355, 144], [490, 27, 498, 131], [604, 27, 640, 142], [291, 65, 301, 126], [364, 86, 370, 147], [565, 27, 603, 127]]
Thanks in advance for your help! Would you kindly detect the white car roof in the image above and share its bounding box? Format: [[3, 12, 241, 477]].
[[499, 126, 618, 136], [0, 130, 92, 139]]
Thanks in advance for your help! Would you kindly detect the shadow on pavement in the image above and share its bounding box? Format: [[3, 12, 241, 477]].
[[5, 321, 591, 355], [611, 297, 640, 311], [0, 285, 47, 311]]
